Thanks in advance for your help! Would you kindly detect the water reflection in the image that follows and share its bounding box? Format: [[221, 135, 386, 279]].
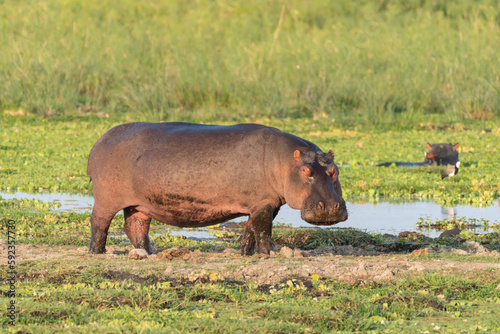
[[1, 191, 498, 238], [441, 206, 456, 218]]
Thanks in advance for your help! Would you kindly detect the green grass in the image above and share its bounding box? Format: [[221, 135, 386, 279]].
[[417, 216, 500, 230], [1, 0, 500, 125], [2, 112, 499, 205], [1, 257, 499, 333], [273, 228, 381, 249]]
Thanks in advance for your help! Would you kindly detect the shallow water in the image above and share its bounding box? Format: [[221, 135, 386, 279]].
[[2, 192, 499, 239]]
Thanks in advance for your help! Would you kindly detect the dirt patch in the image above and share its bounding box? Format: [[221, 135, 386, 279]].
[[6, 243, 499, 285]]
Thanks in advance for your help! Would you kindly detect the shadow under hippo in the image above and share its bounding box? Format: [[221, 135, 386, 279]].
[[376, 142, 460, 167]]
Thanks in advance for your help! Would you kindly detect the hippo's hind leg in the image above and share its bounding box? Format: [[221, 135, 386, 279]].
[[123, 207, 153, 254], [89, 206, 119, 254], [241, 205, 278, 256]]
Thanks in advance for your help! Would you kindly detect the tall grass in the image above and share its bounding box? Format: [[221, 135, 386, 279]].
[[1, 0, 500, 124]]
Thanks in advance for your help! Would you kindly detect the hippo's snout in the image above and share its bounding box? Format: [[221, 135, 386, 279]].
[[300, 198, 348, 225]]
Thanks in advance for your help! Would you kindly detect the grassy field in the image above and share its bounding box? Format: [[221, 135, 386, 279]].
[[2, 0, 500, 332], [1, 252, 499, 333], [1, 0, 500, 124]]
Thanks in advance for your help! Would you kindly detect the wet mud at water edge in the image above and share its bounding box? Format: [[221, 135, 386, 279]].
[[1, 192, 499, 239]]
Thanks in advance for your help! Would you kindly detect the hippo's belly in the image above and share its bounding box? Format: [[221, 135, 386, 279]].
[[136, 194, 247, 227]]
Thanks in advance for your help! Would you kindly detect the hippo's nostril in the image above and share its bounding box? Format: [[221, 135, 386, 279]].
[[318, 201, 325, 210], [335, 202, 340, 209]]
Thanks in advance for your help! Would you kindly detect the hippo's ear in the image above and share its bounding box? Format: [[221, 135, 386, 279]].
[[452, 143, 460, 151], [426, 143, 433, 151], [293, 150, 301, 162], [328, 150, 335, 159]]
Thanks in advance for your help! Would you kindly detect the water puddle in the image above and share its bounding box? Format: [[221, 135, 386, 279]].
[[2, 192, 499, 239], [1, 192, 94, 212]]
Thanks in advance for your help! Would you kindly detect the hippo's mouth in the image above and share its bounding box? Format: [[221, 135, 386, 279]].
[[300, 210, 348, 226]]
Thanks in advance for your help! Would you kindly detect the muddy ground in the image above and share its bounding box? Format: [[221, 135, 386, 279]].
[[8, 243, 500, 285]]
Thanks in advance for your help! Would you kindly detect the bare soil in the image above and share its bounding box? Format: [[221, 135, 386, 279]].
[[8, 243, 500, 285]]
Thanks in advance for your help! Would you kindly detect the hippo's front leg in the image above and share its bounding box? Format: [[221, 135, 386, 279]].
[[241, 205, 277, 256]]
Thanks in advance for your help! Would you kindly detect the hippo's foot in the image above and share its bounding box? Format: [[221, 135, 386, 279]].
[[240, 235, 272, 256], [134, 235, 155, 255], [89, 229, 108, 254], [240, 228, 256, 256], [240, 207, 274, 256], [255, 233, 273, 255], [89, 206, 117, 254]]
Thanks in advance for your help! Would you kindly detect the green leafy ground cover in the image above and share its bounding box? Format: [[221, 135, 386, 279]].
[[1, 247, 499, 333], [1, 113, 500, 205]]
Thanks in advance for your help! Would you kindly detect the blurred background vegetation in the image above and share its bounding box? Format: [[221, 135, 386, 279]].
[[1, 0, 499, 127]]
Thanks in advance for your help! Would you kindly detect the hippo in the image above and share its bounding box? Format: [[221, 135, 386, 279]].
[[423, 142, 460, 166], [87, 122, 348, 255], [377, 142, 459, 167]]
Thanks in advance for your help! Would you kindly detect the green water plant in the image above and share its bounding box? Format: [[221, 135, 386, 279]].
[[416, 216, 499, 230]]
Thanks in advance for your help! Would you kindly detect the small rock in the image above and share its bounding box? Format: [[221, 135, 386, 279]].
[[465, 241, 488, 254], [439, 229, 462, 238], [452, 248, 468, 255], [170, 247, 190, 258], [128, 249, 149, 260], [157, 247, 191, 261], [157, 251, 173, 261], [222, 248, 238, 255], [293, 249, 304, 258], [409, 248, 430, 257], [164, 267, 174, 276], [270, 250, 279, 257], [280, 246, 294, 258]]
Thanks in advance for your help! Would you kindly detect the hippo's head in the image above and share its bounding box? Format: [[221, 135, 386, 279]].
[[284, 149, 348, 225], [423, 142, 460, 166]]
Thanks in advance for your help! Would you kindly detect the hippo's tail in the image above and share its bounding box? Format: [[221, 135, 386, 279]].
[[86, 135, 104, 182], [86, 149, 95, 182]]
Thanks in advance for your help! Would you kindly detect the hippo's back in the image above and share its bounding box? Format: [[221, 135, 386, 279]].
[[87, 122, 276, 180]]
